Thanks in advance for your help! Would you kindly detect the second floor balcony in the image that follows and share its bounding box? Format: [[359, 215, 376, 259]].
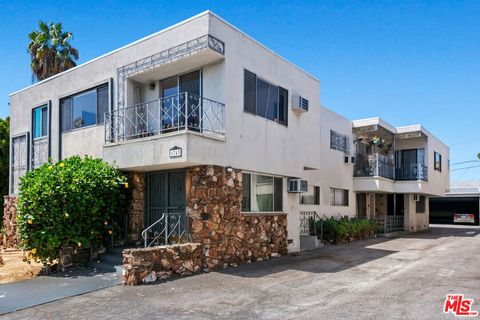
[[105, 92, 225, 142], [354, 153, 428, 181], [354, 153, 395, 180]]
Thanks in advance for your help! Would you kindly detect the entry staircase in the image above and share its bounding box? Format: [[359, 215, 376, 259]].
[[299, 211, 324, 251], [142, 212, 189, 248]]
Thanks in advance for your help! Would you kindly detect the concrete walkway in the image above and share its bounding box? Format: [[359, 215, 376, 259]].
[[0, 267, 120, 315]]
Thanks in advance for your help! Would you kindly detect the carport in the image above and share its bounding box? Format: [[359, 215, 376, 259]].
[[430, 187, 480, 225]]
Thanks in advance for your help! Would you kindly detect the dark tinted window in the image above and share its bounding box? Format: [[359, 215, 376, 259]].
[[256, 78, 269, 118], [278, 87, 288, 125], [242, 173, 251, 212], [96, 84, 109, 124], [274, 177, 283, 211], [61, 98, 73, 131], [434, 152, 442, 172], [244, 70, 256, 114]]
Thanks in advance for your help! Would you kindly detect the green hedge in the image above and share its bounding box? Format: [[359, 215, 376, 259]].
[[17, 156, 128, 265], [315, 216, 377, 243]]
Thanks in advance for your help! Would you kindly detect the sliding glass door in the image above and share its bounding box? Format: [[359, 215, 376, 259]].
[[395, 149, 425, 180], [160, 70, 200, 131]]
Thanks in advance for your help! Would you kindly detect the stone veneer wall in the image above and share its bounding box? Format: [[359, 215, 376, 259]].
[[126, 172, 145, 244], [2, 195, 19, 248], [122, 243, 202, 285], [187, 165, 288, 270], [122, 165, 288, 285]]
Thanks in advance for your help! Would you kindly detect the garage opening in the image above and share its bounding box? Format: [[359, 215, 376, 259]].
[[429, 196, 479, 225]]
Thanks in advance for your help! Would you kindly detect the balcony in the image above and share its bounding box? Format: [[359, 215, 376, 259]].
[[105, 92, 225, 142], [354, 153, 395, 180], [395, 163, 428, 181]]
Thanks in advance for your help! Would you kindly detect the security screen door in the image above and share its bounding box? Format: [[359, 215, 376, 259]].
[[146, 170, 186, 228]]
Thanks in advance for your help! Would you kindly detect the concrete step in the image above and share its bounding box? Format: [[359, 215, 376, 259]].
[[300, 235, 324, 251], [86, 246, 136, 275]]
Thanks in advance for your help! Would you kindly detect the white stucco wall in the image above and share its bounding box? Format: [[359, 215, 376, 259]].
[[404, 194, 430, 232]]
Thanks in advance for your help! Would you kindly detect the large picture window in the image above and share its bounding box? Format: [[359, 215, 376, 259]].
[[61, 83, 109, 131], [243, 69, 288, 125], [242, 173, 283, 212], [434, 151, 442, 172], [330, 188, 349, 206]]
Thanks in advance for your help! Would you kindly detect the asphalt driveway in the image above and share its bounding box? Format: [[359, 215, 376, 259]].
[[2, 225, 479, 320]]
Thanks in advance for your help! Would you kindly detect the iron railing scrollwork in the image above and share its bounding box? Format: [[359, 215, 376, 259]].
[[31, 136, 48, 169], [117, 34, 225, 108], [330, 130, 349, 153], [105, 92, 225, 142], [300, 211, 323, 242], [142, 212, 188, 248]]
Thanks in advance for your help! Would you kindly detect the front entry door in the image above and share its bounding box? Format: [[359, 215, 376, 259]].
[[146, 170, 186, 228]]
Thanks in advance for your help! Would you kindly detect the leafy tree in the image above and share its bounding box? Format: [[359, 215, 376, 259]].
[[0, 116, 9, 209], [17, 156, 128, 265], [28, 21, 79, 82]]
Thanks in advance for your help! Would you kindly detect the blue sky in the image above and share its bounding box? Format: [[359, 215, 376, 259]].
[[0, 1, 479, 182]]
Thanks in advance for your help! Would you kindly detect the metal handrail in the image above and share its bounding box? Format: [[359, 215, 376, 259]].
[[300, 211, 323, 243], [142, 212, 188, 248], [142, 213, 165, 248]]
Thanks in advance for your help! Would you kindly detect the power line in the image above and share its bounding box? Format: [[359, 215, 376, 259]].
[[450, 165, 480, 171], [450, 160, 480, 166]]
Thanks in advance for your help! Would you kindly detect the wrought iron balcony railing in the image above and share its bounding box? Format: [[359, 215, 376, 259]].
[[395, 163, 428, 181], [105, 92, 225, 142], [354, 153, 395, 180]]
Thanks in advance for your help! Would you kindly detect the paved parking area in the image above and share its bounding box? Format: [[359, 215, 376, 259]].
[[2, 225, 479, 320]]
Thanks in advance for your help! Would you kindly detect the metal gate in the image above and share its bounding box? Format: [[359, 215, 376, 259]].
[[144, 170, 188, 246], [11, 134, 28, 194]]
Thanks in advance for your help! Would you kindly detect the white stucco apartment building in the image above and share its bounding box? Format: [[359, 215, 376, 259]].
[[8, 11, 450, 253]]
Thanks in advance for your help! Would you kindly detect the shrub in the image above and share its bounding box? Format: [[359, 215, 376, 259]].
[[17, 156, 128, 265], [316, 216, 377, 243]]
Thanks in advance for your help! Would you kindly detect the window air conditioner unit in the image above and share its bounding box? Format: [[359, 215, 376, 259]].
[[413, 195, 420, 201], [288, 179, 308, 193], [344, 156, 355, 164], [292, 96, 309, 113]]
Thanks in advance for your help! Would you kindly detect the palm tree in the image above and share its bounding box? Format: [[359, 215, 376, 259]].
[[28, 21, 79, 82]]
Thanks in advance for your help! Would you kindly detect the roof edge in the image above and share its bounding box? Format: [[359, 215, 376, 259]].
[[10, 10, 212, 97], [11, 10, 320, 97], [207, 11, 320, 83]]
